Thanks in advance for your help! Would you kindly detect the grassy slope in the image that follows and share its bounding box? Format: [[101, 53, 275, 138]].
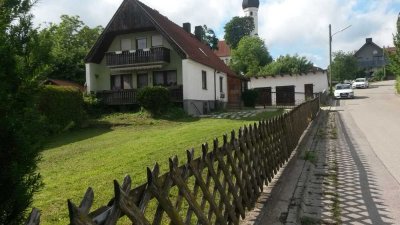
[[34, 111, 282, 224]]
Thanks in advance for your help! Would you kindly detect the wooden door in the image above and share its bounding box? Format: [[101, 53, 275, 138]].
[[276, 86, 295, 106], [256, 87, 272, 107], [305, 84, 314, 100]]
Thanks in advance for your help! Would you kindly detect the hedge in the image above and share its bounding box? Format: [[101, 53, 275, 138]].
[[242, 89, 259, 107], [38, 85, 86, 132], [137, 86, 170, 115]]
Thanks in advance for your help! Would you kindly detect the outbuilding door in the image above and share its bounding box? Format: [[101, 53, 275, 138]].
[[255, 87, 272, 107], [276, 86, 295, 105], [305, 84, 314, 100]]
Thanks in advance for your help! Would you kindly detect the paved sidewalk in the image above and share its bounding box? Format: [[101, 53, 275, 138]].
[[287, 108, 399, 224], [201, 109, 280, 120]]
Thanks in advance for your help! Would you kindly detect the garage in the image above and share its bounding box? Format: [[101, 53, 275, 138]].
[[276, 86, 295, 106]]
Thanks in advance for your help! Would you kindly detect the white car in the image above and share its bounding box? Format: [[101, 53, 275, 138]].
[[352, 78, 369, 89], [334, 84, 354, 99]]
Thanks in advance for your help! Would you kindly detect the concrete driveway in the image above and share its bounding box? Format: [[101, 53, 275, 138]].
[[334, 80, 400, 223]]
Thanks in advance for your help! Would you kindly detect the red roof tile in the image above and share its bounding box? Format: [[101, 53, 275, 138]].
[[44, 79, 85, 92], [214, 41, 231, 57], [386, 47, 396, 54]]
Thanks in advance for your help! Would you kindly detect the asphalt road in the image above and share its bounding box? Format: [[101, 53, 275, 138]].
[[334, 80, 400, 224]]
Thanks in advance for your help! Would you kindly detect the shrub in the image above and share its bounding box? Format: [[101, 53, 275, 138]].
[[397, 76, 400, 94], [0, 84, 46, 225], [137, 86, 170, 115], [372, 69, 385, 81], [242, 89, 259, 107], [83, 93, 103, 117], [38, 85, 87, 133]]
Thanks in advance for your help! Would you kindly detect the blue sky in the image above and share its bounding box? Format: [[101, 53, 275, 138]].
[[32, 0, 400, 68]]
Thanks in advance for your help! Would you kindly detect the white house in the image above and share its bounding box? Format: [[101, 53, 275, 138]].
[[85, 0, 242, 115], [248, 68, 328, 106]]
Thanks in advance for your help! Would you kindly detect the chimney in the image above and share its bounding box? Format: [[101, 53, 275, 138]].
[[183, 23, 191, 33], [194, 26, 204, 42], [366, 38, 372, 43]]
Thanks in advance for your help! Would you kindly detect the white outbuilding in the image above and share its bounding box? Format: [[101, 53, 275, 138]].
[[248, 67, 328, 106]]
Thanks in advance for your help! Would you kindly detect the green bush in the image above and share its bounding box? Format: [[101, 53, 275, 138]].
[[242, 89, 259, 107], [397, 76, 400, 94], [0, 86, 46, 225], [137, 86, 170, 115], [83, 93, 103, 117], [38, 85, 87, 133], [372, 69, 385, 81]]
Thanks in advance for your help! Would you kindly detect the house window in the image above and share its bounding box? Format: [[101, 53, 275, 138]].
[[202, 71, 207, 90], [136, 37, 147, 49], [153, 70, 177, 87], [121, 39, 132, 50], [152, 35, 163, 47], [111, 74, 132, 90], [137, 73, 148, 89], [220, 77, 223, 92]]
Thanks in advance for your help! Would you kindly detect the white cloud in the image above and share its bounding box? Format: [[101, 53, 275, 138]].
[[31, 0, 399, 68], [258, 0, 399, 67]]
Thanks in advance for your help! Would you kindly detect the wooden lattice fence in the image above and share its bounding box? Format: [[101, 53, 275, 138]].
[[26, 97, 320, 225]]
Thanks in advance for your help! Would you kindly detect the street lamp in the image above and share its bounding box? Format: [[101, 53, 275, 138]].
[[329, 24, 352, 94]]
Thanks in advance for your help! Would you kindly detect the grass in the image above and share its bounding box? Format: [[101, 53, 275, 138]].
[[303, 150, 317, 164], [34, 109, 283, 224]]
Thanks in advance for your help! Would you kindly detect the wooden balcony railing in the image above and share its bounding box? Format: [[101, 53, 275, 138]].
[[105, 47, 170, 67], [97, 89, 137, 105], [97, 86, 183, 105]]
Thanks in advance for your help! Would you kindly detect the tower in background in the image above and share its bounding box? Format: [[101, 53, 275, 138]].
[[242, 0, 260, 36]]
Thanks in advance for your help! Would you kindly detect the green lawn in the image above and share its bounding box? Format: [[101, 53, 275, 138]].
[[33, 110, 282, 224]]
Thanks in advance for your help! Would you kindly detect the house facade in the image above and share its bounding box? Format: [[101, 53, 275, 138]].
[[85, 0, 242, 115], [354, 38, 388, 76], [248, 68, 328, 106]]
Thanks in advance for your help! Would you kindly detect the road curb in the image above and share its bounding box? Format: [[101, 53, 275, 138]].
[[284, 110, 328, 224]]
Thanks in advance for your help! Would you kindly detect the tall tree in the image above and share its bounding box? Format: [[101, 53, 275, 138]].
[[231, 36, 272, 76], [388, 13, 400, 77], [0, 0, 46, 224], [41, 15, 103, 84], [202, 25, 219, 50], [260, 54, 314, 76], [194, 25, 219, 50], [329, 51, 359, 82], [224, 16, 255, 49]]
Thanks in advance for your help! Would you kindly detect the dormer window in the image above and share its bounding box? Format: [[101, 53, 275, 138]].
[[136, 37, 147, 49]]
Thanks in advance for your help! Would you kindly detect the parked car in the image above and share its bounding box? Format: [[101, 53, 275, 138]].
[[334, 84, 354, 99], [352, 78, 369, 89]]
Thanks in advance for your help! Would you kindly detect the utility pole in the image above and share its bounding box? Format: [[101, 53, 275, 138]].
[[329, 24, 333, 95], [383, 46, 387, 79], [328, 24, 351, 95]]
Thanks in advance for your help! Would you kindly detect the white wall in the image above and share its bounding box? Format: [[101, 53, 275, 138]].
[[248, 71, 328, 104], [182, 59, 228, 102]]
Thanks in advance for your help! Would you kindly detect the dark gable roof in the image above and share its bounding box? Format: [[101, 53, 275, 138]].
[[354, 39, 383, 57], [86, 0, 237, 77]]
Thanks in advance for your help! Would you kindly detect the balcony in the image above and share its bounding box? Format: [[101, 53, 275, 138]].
[[97, 86, 183, 106], [105, 47, 170, 68]]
